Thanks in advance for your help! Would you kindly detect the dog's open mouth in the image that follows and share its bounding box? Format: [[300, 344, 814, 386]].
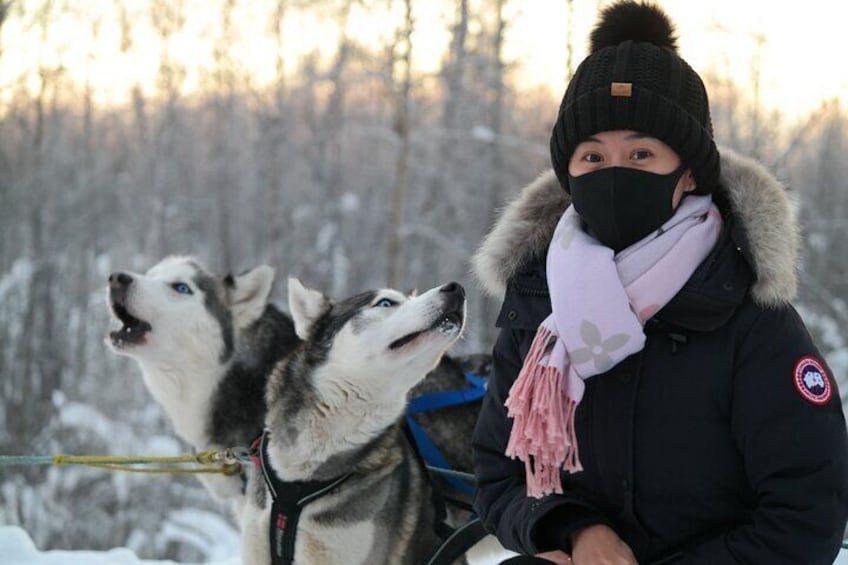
[[388, 311, 464, 350], [109, 302, 152, 346]]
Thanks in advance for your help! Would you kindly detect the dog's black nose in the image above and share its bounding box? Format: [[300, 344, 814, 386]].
[[109, 272, 133, 288], [440, 282, 465, 298]]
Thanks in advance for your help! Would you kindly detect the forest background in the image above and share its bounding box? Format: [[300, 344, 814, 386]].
[[1, 0, 846, 560]]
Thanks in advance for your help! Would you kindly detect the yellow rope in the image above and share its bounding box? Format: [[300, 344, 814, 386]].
[[48, 450, 244, 475], [82, 463, 243, 475]]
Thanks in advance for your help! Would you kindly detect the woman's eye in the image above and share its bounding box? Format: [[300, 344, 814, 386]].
[[171, 282, 193, 295], [583, 152, 603, 163], [374, 298, 396, 308], [631, 149, 652, 160]]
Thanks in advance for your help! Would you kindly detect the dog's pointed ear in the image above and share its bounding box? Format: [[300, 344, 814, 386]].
[[288, 277, 328, 339], [228, 265, 275, 328]]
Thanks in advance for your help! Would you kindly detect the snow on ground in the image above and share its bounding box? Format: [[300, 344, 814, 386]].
[[0, 525, 516, 565], [2, 525, 847, 565], [0, 525, 238, 565]]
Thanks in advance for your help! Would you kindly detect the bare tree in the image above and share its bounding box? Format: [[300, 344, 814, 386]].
[[299, 1, 355, 294], [385, 0, 414, 287], [399, 0, 471, 288], [748, 33, 766, 159], [256, 0, 291, 270], [148, 0, 186, 257], [208, 0, 239, 272], [0, 0, 13, 59], [10, 1, 67, 450], [565, 0, 575, 83], [475, 0, 510, 347]]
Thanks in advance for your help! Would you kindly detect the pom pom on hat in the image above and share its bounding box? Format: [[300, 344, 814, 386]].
[[590, 1, 678, 52], [550, 1, 720, 195]]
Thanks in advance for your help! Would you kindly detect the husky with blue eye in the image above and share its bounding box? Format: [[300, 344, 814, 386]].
[[106, 256, 298, 512], [240, 278, 468, 565]]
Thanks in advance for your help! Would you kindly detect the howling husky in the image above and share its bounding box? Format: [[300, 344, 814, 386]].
[[106, 256, 296, 508], [240, 278, 468, 564], [106, 257, 486, 530]]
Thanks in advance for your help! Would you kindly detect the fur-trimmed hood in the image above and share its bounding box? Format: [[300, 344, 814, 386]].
[[472, 148, 799, 308]]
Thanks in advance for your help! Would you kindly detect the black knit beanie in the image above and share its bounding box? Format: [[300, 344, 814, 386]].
[[550, 1, 720, 195]]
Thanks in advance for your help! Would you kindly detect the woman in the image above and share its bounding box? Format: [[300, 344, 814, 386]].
[[470, 2, 848, 564]]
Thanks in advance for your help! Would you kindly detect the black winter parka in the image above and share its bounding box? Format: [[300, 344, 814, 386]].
[[471, 150, 848, 564]]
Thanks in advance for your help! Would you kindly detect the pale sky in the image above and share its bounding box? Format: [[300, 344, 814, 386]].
[[0, 0, 843, 119], [497, 0, 846, 119]]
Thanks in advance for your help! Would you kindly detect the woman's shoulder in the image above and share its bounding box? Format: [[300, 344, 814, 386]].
[[731, 298, 826, 376], [495, 255, 552, 330]]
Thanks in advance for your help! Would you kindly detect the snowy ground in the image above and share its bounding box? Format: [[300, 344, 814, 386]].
[[1, 525, 234, 564], [3, 525, 847, 565], [0, 525, 515, 565]]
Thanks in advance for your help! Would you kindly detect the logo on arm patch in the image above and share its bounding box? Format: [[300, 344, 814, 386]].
[[793, 356, 832, 405]]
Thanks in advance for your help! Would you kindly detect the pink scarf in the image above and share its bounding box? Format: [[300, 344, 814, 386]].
[[504, 195, 722, 498]]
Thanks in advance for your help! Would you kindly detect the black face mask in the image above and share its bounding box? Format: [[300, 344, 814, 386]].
[[568, 165, 687, 252]]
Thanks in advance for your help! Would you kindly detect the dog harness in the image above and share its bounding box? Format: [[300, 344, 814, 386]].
[[405, 372, 487, 495], [249, 430, 351, 565], [248, 372, 487, 565]]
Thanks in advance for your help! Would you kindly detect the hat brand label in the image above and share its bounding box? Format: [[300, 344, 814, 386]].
[[611, 82, 633, 97]]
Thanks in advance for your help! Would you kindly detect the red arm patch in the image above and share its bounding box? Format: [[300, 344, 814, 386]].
[[793, 356, 832, 406]]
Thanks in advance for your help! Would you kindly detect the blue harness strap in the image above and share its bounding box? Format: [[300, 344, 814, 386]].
[[406, 373, 487, 495], [407, 373, 487, 413]]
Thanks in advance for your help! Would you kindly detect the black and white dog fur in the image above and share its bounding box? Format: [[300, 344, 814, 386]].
[[106, 257, 297, 513], [105, 257, 505, 562], [240, 278, 467, 564]]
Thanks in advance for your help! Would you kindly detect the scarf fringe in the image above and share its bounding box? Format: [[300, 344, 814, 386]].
[[504, 326, 582, 498]]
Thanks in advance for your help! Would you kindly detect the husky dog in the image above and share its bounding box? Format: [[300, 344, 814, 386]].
[[240, 279, 467, 565], [106, 257, 486, 525], [106, 256, 298, 507]]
